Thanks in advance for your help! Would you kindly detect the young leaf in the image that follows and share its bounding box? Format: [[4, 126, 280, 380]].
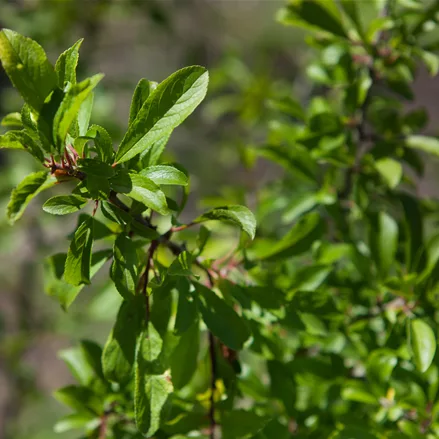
[[64, 217, 94, 286], [77, 158, 115, 178], [55, 38, 83, 88], [140, 165, 189, 186], [53, 412, 98, 434], [0, 29, 57, 111], [53, 385, 102, 415], [53, 74, 104, 151], [43, 195, 88, 215], [7, 171, 56, 224], [194, 205, 256, 240], [1, 112, 22, 128], [170, 320, 199, 389], [168, 251, 193, 277], [86, 124, 113, 163], [0, 130, 45, 162], [406, 135, 439, 157], [77, 92, 94, 136], [174, 278, 198, 335], [194, 282, 250, 350], [102, 297, 144, 383], [115, 66, 209, 164], [110, 172, 170, 215], [110, 233, 140, 299], [140, 133, 171, 167], [410, 319, 436, 373], [129, 78, 153, 126]]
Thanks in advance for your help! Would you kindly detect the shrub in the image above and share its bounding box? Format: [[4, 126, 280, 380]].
[[2, 1, 439, 438]]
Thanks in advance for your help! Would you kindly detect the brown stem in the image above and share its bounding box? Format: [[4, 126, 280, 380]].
[[208, 331, 217, 439], [142, 240, 158, 322]]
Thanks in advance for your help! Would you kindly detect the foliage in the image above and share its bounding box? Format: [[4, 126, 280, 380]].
[[2, 0, 439, 438]]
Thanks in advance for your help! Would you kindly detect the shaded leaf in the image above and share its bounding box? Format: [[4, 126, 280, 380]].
[[43, 195, 88, 215], [410, 319, 436, 373]]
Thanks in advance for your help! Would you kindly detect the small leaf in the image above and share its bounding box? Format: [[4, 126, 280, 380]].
[[43, 195, 88, 215], [410, 319, 436, 373], [102, 297, 144, 383], [129, 78, 153, 126], [369, 212, 398, 277], [194, 205, 256, 240], [195, 281, 250, 350], [168, 251, 193, 277], [141, 133, 171, 167], [1, 112, 22, 128], [115, 66, 208, 164], [174, 278, 198, 335], [375, 158, 402, 189], [55, 38, 83, 88], [110, 234, 140, 299], [54, 412, 98, 434], [86, 124, 113, 163], [78, 158, 115, 177], [170, 320, 199, 389], [53, 74, 104, 151], [140, 165, 188, 186], [222, 409, 270, 439], [0, 29, 57, 111], [53, 385, 102, 415], [7, 171, 56, 224], [64, 217, 94, 286], [406, 135, 439, 157]]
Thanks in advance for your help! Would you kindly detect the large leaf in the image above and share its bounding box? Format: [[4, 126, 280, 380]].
[[170, 320, 199, 389], [194, 205, 256, 240], [115, 66, 208, 164], [110, 233, 140, 299], [53, 74, 103, 151], [64, 216, 94, 286], [140, 165, 188, 186], [102, 297, 144, 383], [110, 172, 170, 215], [410, 319, 436, 373], [195, 282, 250, 350], [135, 323, 173, 437], [43, 194, 88, 215], [7, 171, 56, 224], [55, 38, 83, 88], [0, 29, 57, 111]]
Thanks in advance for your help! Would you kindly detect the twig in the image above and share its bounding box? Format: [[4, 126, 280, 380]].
[[142, 240, 158, 323], [208, 331, 217, 439]]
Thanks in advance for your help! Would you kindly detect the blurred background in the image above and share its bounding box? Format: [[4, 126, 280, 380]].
[[0, 1, 438, 438]]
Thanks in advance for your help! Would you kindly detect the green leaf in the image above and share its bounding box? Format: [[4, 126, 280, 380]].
[[54, 412, 98, 434], [369, 212, 398, 277], [85, 124, 113, 163], [277, 0, 347, 38], [340, 0, 363, 36], [1, 112, 22, 128], [410, 319, 436, 373], [0, 29, 57, 111], [170, 320, 199, 389], [77, 92, 94, 136], [53, 385, 102, 415], [174, 278, 198, 335], [140, 165, 188, 186], [135, 324, 173, 437], [110, 172, 170, 215], [53, 74, 104, 151], [0, 130, 45, 161], [195, 281, 250, 350], [43, 195, 88, 215], [55, 38, 83, 88], [194, 205, 256, 240], [44, 250, 109, 310], [222, 410, 270, 439], [102, 297, 144, 384], [78, 158, 115, 178], [406, 135, 439, 157], [168, 251, 193, 277], [7, 171, 56, 224], [259, 212, 324, 261], [129, 78, 153, 126], [64, 217, 94, 286], [375, 158, 402, 189], [110, 234, 140, 299], [115, 66, 208, 164], [141, 133, 171, 167]]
